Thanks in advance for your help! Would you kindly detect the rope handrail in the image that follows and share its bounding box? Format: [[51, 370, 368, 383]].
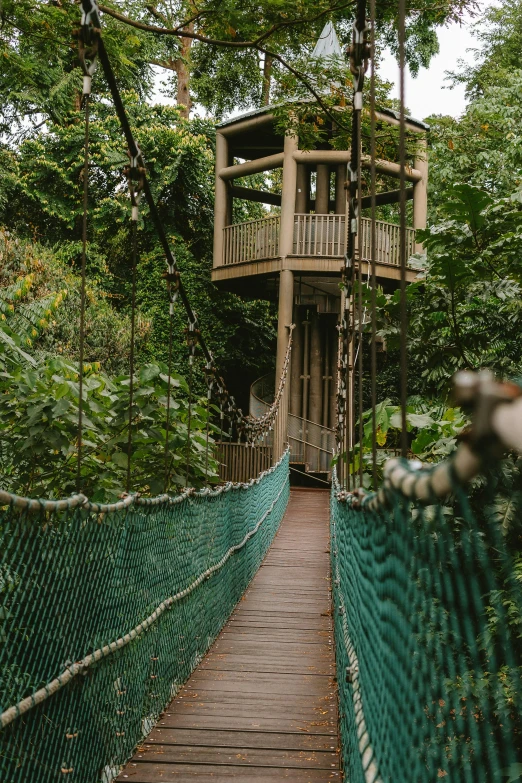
[[335, 371, 522, 510], [0, 442, 290, 513], [331, 509, 381, 783], [0, 449, 289, 731], [251, 372, 337, 435]]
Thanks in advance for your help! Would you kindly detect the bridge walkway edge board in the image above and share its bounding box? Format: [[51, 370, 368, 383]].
[[116, 487, 340, 782]]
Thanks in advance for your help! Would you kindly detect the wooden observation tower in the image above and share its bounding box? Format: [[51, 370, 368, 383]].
[[212, 24, 428, 479]]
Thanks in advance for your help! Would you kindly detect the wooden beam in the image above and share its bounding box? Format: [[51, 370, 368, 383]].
[[293, 150, 350, 165], [211, 256, 418, 284], [213, 133, 228, 269], [230, 185, 281, 206], [292, 150, 422, 182], [218, 113, 275, 137], [219, 152, 284, 181], [374, 109, 427, 134], [360, 188, 414, 209], [362, 156, 422, 182]]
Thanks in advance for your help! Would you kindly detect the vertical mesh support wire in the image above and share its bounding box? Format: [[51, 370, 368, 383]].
[[0, 454, 290, 782], [331, 477, 522, 782]]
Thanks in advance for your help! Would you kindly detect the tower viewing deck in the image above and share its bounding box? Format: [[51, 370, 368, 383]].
[[212, 105, 428, 295], [211, 100, 428, 430]]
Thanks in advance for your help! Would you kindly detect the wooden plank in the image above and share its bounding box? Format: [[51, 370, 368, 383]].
[[154, 714, 337, 735], [175, 693, 336, 712], [132, 745, 339, 769], [199, 658, 335, 676], [163, 701, 336, 723], [120, 763, 340, 781], [145, 728, 337, 751], [116, 489, 339, 782]]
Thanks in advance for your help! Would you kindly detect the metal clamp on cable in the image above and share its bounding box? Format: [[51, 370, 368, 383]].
[[163, 265, 180, 313], [125, 147, 145, 222], [77, 1, 100, 102], [347, 21, 370, 108], [185, 318, 200, 366]]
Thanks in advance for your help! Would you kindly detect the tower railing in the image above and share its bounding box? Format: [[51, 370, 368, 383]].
[[221, 215, 416, 266], [293, 213, 345, 257], [359, 216, 417, 266], [223, 215, 280, 265]]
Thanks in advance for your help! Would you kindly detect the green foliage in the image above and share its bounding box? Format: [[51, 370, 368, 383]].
[[0, 228, 146, 375], [0, 97, 278, 399], [192, 46, 263, 119], [0, 231, 218, 500], [347, 396, 468, 487], [0, 0, 472, 134], [0, 229, 67, 366], [0, 357, 217, 500], [375, 184, 522, 396], [0, 0, 157, 141], [447, 0, 522, 99], [427, 70, 522, 216]]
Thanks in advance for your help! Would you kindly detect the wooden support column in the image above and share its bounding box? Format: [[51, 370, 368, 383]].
[[322, 321, 330, 428], [413, 135, 428, 253], [295, 164, 308, 213], [276, 269, 294, 385], [213, 132, 228, 268], [329, 324, 338, 431], [335, 164, 345, 214], [316, 164, 330, 214], [309, 311, 323, 425], [275, 132, 298, 394], [301, 318, 310, 422], [290, 312, 303, 417]]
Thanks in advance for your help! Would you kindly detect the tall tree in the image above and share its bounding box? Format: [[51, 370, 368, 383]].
[[95, 0, 475, 117]]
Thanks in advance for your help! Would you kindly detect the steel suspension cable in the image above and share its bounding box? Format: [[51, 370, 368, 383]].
[[164, 310, 175, 492], [398, 0, 408, 457], [357, 216, 364, 486], [79, 0, 289, 449], [185, 319, 198, 485], [344, 0, 369, 488], [125, 160, 143, 493], [126, 218, 138, 493], [369, 0, 377, 486], [76, 10, 98, 492], [77, 93, 89, 494]]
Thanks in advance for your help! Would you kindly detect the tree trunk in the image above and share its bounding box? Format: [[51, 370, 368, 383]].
[[262, 54, 272, 106], [174, 25, 193, 118]]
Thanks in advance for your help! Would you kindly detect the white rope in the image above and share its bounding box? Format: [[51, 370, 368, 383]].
[[335, 373, 522, 511], [0, 447, 289, 512]]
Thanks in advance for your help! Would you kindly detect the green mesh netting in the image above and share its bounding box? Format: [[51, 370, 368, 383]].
[[0, 452, 289, 783], [331, 470, 522, 783]]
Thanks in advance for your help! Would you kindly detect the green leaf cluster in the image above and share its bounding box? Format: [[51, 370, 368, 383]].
[[0, 357, 217, 500]]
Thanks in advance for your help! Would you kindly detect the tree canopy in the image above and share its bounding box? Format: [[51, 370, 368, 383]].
[[1, 0, 521, 500]]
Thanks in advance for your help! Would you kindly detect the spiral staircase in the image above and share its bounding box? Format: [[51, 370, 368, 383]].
[[250, 374, 335, 487]]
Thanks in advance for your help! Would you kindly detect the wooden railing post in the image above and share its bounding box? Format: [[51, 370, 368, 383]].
[[214, 133, 229, 269]]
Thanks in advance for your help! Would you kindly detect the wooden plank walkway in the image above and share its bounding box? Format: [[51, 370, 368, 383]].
[[117, 488, 340, 782]]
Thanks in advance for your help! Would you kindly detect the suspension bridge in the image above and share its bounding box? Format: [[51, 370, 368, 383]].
[[1, 1, 522, 782]]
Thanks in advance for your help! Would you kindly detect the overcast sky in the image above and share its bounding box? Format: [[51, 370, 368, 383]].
[[152, 6, 486, 121], [380, 9, 482, 121]]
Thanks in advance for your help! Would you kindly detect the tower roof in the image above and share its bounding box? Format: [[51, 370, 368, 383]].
[[311, 21, 343, 60]]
